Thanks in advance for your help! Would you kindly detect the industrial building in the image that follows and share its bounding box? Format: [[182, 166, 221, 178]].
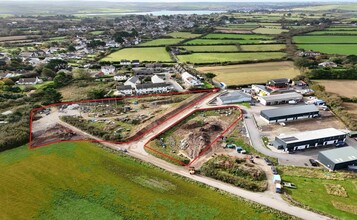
[[217, 91, 251, 105], [260, 105, 319, 124], [273, 128, 347, 152], [318, 146, 357, 171], [258, 92, 303, 106]]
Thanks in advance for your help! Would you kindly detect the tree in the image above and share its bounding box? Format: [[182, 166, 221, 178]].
[[41, 67, 56, 78], [67, 44, 76, 52], [53, 72, 72, 88], [41, 87, 62, 105], [3, 78, 15, 86], [45, 59, 68, 72], [72, 68, 91, 79], [205, 72, 216, 79], [87, 88, 106, 99]]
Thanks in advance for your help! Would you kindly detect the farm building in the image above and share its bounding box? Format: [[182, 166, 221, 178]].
[[318, 146, 357, 171], [273, 128, 347, 152], [258, 92, 303, 106], [266, 78, 290, 90], [217, 91, 251, 105], [260, 105, 319, 124]]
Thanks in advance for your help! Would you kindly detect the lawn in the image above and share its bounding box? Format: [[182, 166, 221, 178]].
[[240, 44, 285, 51], [184, 39, 273, 45], [253, 28, 289, 35], [313, 80, 357, 98], [101, 47, 172, 62], [293, 36, 357, 44], [197, 61, 299, 85], [166, 32, 201, 39], [203, 33, 273, 40], [0, 143, 293, 219], [279, 166, 357, 220], [177, 52, 285, 64], [90, 31, 105, 35], [182, 45, 239, 52], [306, 31, 357, 35], [296, 44, 357, 55], [139, 38, 184, 46]]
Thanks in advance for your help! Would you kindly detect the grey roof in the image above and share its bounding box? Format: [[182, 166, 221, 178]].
[[277, 128, 346, 144], [260, 92, 302, 102], [18, 78, 37, 83], [319, 146, 357, 164], [261, 105, 319, 118], [136, 82, 171, 89], [127, 76, 140, 83], [117, 85, 132, 90], [218, 91, 251, 102]]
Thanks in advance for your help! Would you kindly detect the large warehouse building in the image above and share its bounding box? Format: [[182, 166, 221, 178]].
[[273, 128, 347, 152], [217, 91, 251, 105], [260, 105, 319, 124], [258, 92, 303, 106], [318, 146, 357, 170]]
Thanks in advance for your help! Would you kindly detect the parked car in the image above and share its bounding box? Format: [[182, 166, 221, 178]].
[[283, 182, 297, 189], [264, 157, 272, 166], [309, 159, 318, 166], [271, 166, 278, 175]]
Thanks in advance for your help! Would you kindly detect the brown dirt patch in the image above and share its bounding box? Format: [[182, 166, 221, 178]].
[[324, 184, 348, 197], [332, 201, 357, 215], [314, 80, 357, 98]]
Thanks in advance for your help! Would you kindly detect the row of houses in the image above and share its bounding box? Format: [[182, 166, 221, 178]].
[[116, 82, 174, 96]]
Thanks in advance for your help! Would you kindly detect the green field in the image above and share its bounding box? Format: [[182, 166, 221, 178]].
[[292, 4, 357, 11], [182, 45, 239, 52], [240, 44, 285, 51], [184, 39, 275, 45], [326, 27, 357, 31], [253, 28, 289, 35], [197, 61, 299, 85], [297, 44, 357, 55], [90, 31, 105, 35], [139, 38, 183, 46], [166, 32, 201, 39], [203, 33, 273, 40], [101, 47, 172, 62], [0, 143, 294, 219], [293, 36, 357, 44], [177, 52, 285, 64], [306, 31, 357, 35], [280, 166, 357, 220]]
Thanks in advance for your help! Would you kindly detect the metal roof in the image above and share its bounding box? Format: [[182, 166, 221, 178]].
[[136, 83, 171, 89], [261, 105, 319, 118], [259, 92, 302, 102], [319, 146, 357, 164], [218, 91, 251, 102], [277, 128, 346, 144]]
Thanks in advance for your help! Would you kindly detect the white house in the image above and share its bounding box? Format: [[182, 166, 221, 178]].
[[318, 61, 337, 68], [26, 58, 41, 66], [124, 76, 141, 87], [16, 77, 43, 85], [135, 83, 173, 95], [151, 75, 165, 83], [101, 65, 116, 75], [116, 85, 133, 96], [120, 59, 131, 65], [181, 72, 203, 87], [114, 74, 128, 81]]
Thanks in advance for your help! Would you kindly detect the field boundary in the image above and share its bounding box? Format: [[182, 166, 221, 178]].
[[29, 89, 218, 149], [144, 105, 243, 166]]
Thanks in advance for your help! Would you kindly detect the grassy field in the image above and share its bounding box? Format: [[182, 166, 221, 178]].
[[182, 45, 239, 52], [293, 36, 357, 44], [139, 38, 183, 46], [342, 102, 357, 118], [101, 47, 172, 62], [326, 27, 357, 31], [166, 32, 201, 39], [0, 142, 294, 220], [90, 31, 105, 35], [292, 4, 357, 11], [203, 33, 273, 40], [184, 39, 275, 45], [197, 61, 299, 85], [177, 52, 285, 64], [240, 44, 285, 51], [280, 166, 357, 220], [306, 31, 357, 35], [253, 28, 289, 35], [297, 44, 357, 55], [313, 80, 357, 98]]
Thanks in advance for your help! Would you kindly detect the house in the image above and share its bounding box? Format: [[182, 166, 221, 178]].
[[135, 82, 173, 95], [26, 58, 41, 66], [132, 68, 154, 76], [101, 65, 116, 75], [217, 91, 251, 105], [145, 63, 163, 68], [116, 85, 133, 96], [124, 76, 141, 87], [252, 85, 273, 96], [151, 75, 165, 83], [318, 146, 357, 171], [260, 105, 320, 124], [297, 50, 321, 57], [266, 78, 290, 90], [181, 72, 203, 87], [273, 128, 346, 152], [258, 92, 303, 106], [114, 74, 128, 81], [131, 60, 140, 66], [16, 77, 43, 85], [318, 61, 337, 68], [120, 59, 131, 65]]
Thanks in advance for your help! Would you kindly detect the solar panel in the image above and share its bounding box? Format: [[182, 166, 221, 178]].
[[281, 136, 299, 142]]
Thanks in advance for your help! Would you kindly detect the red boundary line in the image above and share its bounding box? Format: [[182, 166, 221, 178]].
[[144, 105, 243, 166], [29, 88, 218, 149]]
